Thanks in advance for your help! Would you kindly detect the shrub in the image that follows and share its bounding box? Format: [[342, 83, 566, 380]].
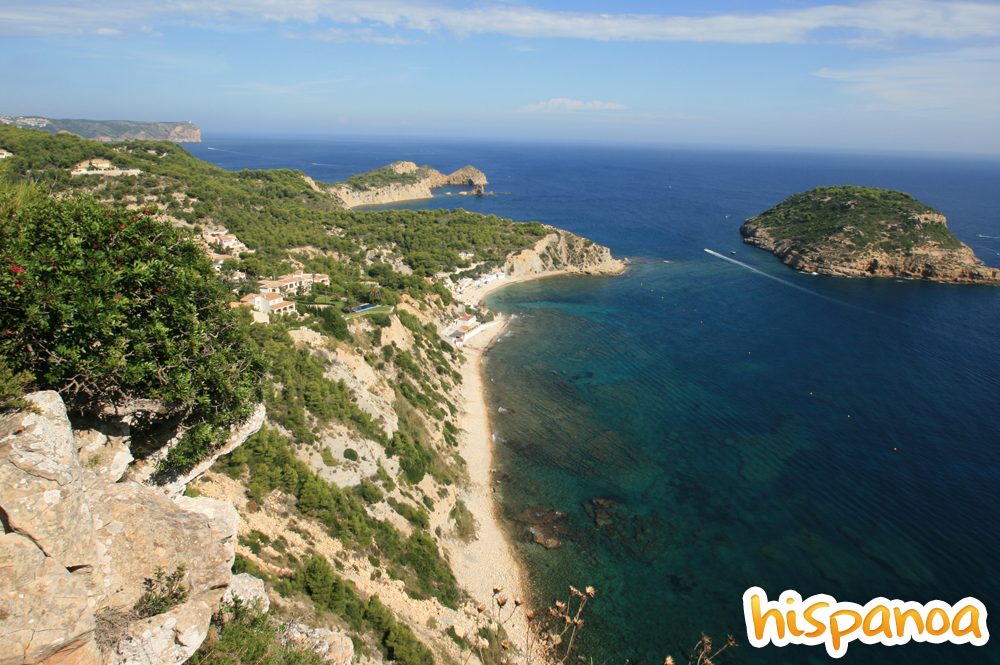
[[133, 565, 188, 619], [343, 448, 359, 461], [190, 598, 325, 665], [367, 313, 391, 328], [356, 479, 384, 504], [0, 357, 33, 412], [0, 185, 266, 469], [450, 500, 476, 541]]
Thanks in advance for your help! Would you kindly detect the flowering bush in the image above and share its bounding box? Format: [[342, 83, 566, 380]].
[[0, 183, 266, 469]]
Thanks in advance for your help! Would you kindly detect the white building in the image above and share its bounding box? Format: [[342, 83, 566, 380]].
[[258, 270, 330, 295]]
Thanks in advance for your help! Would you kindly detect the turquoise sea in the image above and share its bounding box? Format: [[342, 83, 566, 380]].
[[190, 137, 1000, 665]]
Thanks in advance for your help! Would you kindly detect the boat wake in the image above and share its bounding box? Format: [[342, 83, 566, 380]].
[[702, 248, 888, 319]]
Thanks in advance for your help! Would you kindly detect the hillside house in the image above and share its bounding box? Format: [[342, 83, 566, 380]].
[[258, 270, 330, 295], [70, 158, 142, 177], [238, 292, 296, 316]]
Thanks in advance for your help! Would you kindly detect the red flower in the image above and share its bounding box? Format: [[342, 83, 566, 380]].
[[156, 286, 164, 292], [8, 262, 25, 275], [120, 225, 126, 229]]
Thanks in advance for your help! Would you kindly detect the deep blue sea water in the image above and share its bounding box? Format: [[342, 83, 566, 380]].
[[189, 137, 1000, 665]]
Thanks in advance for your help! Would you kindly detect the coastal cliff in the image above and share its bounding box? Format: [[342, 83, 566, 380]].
[[0, 117, 201, 143], [740, 186, 1000, 284], [0, 127, 626, 665], [326, 161, 489, 208], [328, 180, 435, 208], [504, 227, 626, 277]]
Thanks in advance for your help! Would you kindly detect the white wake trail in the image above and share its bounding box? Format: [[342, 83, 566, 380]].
[[703, 248, 884, 317]]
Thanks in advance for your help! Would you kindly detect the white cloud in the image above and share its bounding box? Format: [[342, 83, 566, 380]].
[[94, 27, 121, 36], [520, 98, 627, 113], [308, 27, 418, 44], [3, 0, 1000, 44], [814, 47, 1000, 116]]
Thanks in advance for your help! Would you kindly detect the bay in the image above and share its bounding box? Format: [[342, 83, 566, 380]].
[[190, 137, 1000, 664]]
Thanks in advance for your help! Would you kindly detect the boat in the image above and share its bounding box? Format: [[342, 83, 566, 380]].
[[731, 251, 737, 255]]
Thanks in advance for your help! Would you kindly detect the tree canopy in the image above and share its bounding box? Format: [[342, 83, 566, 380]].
[[0, 178, 266, 462]]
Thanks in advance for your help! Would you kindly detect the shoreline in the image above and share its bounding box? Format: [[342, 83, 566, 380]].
[[457, 269, 578, 308], [446, 266, 626, 658], [448, 310, 535, 652]]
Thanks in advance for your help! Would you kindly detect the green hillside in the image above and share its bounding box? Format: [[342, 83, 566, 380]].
[[744, 185, 962, 254]]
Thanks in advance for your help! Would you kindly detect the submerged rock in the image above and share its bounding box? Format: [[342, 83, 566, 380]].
[[526, 524, 567, 550], [514, 505, 567, 525]]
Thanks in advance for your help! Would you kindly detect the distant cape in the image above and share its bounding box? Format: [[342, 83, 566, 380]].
[[0, 116, 201, 143]]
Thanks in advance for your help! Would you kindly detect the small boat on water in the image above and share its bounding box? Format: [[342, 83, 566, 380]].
[[731, 251, 737, 255]]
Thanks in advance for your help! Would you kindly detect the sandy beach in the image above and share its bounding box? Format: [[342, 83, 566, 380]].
[[446, 311, 536, 655], [458, 270, 576, 308]]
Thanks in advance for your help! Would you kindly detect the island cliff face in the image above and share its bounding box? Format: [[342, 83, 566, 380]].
[[740, 186, 1000, 285], [326, 161, 489, 208]]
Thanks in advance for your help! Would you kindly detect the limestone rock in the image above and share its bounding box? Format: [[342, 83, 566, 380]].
[[85, 481, 231, 611], [525, 524, 565, 550], [172, 496, 239, 570], [444, 165, 488, 187], [327, 163, 488, 208], [740, 192, 1000, 285], [0, 392, 97, 571], [0, 533, 99, 665], [329, 181, 434, 209], [108, 598, 215, 665], [222, 573, 269, 612], [129, 402, 265, 497], [284, 623, 355, 665], [504, 229, 625, 279], [75, 426, 133, 483]]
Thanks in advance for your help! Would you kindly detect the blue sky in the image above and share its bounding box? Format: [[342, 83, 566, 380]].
[[3, 0, 1000, 153]]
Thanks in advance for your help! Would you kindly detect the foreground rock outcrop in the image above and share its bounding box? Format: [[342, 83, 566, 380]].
[[0, 392, 260, 665], [740, 185, 1000, 284]]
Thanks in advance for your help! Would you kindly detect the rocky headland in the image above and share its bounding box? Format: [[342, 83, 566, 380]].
[[0, 117, 201, 143], [323, 162, 490, 208], [503, 227, 626, 278], [740, 185, 1000, 284]]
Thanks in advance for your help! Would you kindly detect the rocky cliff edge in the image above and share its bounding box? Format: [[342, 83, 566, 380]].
[[324, 162, 489, 208], [504, 227, 625, 278], [740, 212, 1000, 285], [0, 392, 259, 665]]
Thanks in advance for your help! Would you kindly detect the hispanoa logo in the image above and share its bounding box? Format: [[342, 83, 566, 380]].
[[743, 587, 988, 658]]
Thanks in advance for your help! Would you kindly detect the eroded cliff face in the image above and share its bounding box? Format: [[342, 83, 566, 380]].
[[740, 219, 1000, 284], [504, 228, 626, 278], [328, 181, 435, 208], [324, 162, 489, 208]]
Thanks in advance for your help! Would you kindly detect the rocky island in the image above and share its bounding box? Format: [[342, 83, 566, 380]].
[[740, 185, 1000, 284]]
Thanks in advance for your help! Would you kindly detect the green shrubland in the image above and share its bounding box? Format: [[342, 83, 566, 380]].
[[748, 185, 962, 252]]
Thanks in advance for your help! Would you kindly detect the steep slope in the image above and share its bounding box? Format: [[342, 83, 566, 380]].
[[504, 227, 626, 277]]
